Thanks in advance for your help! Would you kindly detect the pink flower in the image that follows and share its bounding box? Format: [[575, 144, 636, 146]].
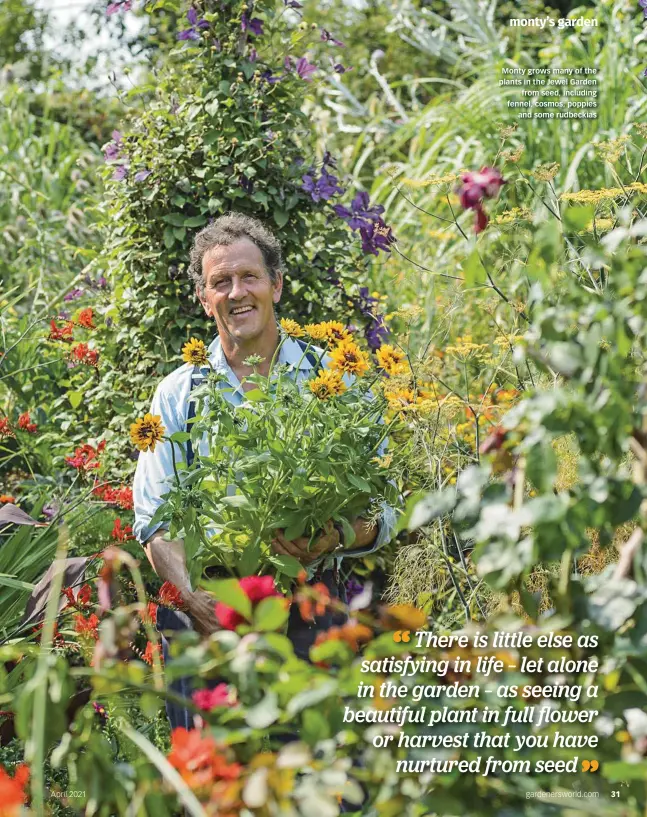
[[192, 684, 236, 711], [456, 167, 505, 234]]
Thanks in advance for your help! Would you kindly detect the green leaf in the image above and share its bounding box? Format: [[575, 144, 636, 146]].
[[163, 226, 175, 249], [563, 204, 594, 232], [603, 760, 647, 781], [253, 597, 290, 631], [169, 431, 191, 443], [273, 209, 289, 228], [463, 249, 486, 287], [203, 578, 252, 619], [269, 554, 303, 577], [347, 473, 371, 493], [67, 390, 84, 409], [221, 494, 253, 509], [286, 681, 337, 715], [140, 692, 164, 718], [184, 215, 207, 228], [243, 388, 270, 402], [246, 691, 280, 729]]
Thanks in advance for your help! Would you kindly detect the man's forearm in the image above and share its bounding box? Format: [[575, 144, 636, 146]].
[[346, 517, 378, 550], [144, 535, 192, 597]]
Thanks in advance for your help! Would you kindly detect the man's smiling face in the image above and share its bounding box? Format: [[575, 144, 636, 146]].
[[197, 238, 283, 345]]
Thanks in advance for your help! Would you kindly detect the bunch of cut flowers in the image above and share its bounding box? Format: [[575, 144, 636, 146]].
[[140, 319, 404, 586]]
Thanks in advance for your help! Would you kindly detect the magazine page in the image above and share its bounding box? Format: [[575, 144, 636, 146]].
[[1, 0, 646, 814]]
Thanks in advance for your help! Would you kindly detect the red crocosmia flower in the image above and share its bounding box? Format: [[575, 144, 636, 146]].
[[76, 307, 95, 329], [61, 586, 76, 609], [192, 684, 236, 711], [0, 762, 30, 814], [48, 319, 74, 342], [111, 517, 134, 542], [70, 342, 99, 367], [142, 640, 162, 666], [159, 581, 186, 609], [0, 418, 13, 438], [297, 581, 331, 622], [66, 443, 103, 471], [214, 575, 284, 631], [115, 486, 133, 509], [74, 613, 100, 640], [17, 412, 37, 433], [140, 601, 158, 626], [31, 621, 65, 647], [167, 728, 242, 792], [77, 584, 92, 605]]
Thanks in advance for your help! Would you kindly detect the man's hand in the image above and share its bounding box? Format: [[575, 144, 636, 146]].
[[185, 589, 221, 637], [271, 520, 340, 566]]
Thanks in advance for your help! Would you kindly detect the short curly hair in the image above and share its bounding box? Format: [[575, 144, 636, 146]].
[[188, 212, 283, 294]]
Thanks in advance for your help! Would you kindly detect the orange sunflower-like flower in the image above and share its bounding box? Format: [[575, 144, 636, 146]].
[[376, 344, 408, 376], [321, 320, 351, 345], [328, 339, 371, 377], [129, 414, 165, 452], [279, 317, 305, 338], [182, 337, 209, 365], [308, 369, 346, 400], [304, 322, 328, 341]]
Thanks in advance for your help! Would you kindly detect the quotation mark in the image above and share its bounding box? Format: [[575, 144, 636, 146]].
[[393, 630, 411, 643], [581, 760, 599, 772]]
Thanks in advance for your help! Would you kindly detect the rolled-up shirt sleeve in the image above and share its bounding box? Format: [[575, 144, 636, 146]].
[[132, 381, 185, 546]]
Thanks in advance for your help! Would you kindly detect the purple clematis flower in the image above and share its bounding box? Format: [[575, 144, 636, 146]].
[[103, 130, 123, 162], [284, 0, 302, 7], [63, 289, 84, 302], [134, 169, 151, 182], [239, 175, 254, 194], [112, 165, 128, 181], [261, 69, 282, 84], [241, 12, 264, 36], [106, 0, 131, 15], [301, 168, 344, 203], [345, 578, 365, 604], [320, 28, 345, 47], [177, 7, 209, 40], [295, 56, 317, 81], [248, 47, 257, 62], [359, 218, 396, 256]]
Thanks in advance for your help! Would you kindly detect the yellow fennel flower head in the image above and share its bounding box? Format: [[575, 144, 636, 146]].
[[328, 339, 371, 377], [304, 322, 328, 341], [384, 388, 416, 412], [279, 317, 305, 338], [130, 414, 165, 452], [376, 344, 408, 376], [182, 337, 209, 365], [309, 369, 346, 400], [320, 320, 351, 345]]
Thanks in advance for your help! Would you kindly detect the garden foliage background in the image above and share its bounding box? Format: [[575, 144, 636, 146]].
[[2, 0, 647, 814]]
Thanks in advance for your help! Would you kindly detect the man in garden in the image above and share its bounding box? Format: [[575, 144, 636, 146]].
[[132, 212, 396, 728]]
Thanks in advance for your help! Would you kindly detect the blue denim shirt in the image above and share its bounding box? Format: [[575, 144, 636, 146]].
[[133, 332, 397, 584]]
